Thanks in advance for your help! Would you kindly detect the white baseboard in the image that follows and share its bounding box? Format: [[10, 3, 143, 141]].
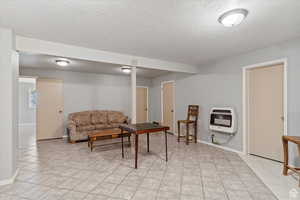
[[0, 168, 19, 186], [198, 140, 243, 154]]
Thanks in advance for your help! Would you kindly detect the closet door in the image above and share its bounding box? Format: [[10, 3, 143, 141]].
[[162, 81, 174, 132], [37, 78, 64, 140], [136, 87, 148, 123], [249, 64, 284, 161]]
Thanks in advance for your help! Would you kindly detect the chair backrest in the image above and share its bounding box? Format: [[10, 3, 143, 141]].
[[187, 105, 199, 121]]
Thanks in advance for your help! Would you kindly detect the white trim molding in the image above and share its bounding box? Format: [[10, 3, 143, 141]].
[[242, 58, 288, 155], [0, 169, 19, 186], [16, 36, 199, 74], [198, 140, 243, 154], [161, 80, 176, 133]]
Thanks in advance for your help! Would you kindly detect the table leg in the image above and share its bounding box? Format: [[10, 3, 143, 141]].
[[147, 133, 150, 152], [282, 137, 288, 175], [186, 123, 189, 145], [135, 134, 139, 169], [165, 130, 168, 162], [90, 138, 94, 152], [121, 129, 124, 158], [194, 123, 197, 143], [88, 136, 90, 147], [177, 121, 180, 142]]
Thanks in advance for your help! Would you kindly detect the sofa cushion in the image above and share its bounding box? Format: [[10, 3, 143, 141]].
[[95, 124, 109, 130], [77, 125, 95, 132], [72, 112, 92, 126], [107, 123, 121, 129], [91, 111, 107, 124], [108, 111, 126, 124]]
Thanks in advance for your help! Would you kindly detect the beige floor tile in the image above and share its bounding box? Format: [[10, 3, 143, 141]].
[[3, 135, 279, 200]]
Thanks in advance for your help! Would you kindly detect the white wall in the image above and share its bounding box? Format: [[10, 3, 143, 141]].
[[20, 68, 152, 134], [0, 28, 18, 183], [150, 37, 300, 166]]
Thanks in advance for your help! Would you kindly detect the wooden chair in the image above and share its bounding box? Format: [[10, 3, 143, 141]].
[[177, 105, 199, 145], [282, 136, 300, 187]]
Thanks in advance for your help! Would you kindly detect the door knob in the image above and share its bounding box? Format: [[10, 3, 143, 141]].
[[171, 110, 174, 113], [59, 110, 63, 113]]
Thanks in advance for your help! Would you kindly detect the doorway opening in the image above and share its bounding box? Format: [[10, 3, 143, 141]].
[[243, 59, 287, 162], [161, 81, 175, 133], [18, 77, 37, 148]]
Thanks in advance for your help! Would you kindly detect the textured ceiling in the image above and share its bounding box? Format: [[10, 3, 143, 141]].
[[19, 53, 170, 78], [1, 0, 300, 66]]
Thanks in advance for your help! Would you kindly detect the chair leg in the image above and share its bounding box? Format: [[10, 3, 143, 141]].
[[177, 121, 180, 142], [282, 137, 288, 176], [186, 123, 189, 145]]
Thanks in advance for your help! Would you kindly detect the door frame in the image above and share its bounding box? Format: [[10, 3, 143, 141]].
[[242, 58, 288, 155], [136, 86, 149, 122], [161, 80, 175, 133]]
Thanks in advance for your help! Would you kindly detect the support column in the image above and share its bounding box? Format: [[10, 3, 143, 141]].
[[131, 66, 136, 124], [0, 27, 19, 185]]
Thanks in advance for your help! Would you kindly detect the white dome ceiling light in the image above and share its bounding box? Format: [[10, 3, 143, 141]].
[[55, 59, 70, 67], [121, 66, 131, 74], [218, 8, 248, 27]]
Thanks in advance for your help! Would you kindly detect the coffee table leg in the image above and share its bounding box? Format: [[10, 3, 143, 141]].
[[147, 133, 150, 152], [128, 135, 131, 146], [186, 123, 189, 145], [135, 134, 139, 169], [121, 129, 124, 158], [90, 138, 93, 152], [165, 130, 168, 162]]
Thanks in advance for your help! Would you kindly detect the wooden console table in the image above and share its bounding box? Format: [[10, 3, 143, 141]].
[[282, 136, 300, 187]]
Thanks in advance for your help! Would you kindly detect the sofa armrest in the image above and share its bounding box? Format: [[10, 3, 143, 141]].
[[67, 120, 77, 142], [124, 116, 131, 124]]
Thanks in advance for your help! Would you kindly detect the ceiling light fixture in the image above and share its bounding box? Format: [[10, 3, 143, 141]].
[[121, 66, 131, 74], [55, 59, 70, 67], [218, 8, 248, 27]]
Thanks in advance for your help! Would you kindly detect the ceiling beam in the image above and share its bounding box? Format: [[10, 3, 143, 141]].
[[16, 36, 199, 74]]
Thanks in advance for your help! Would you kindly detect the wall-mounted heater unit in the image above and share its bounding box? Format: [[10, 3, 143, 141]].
[[209, 107, 237, 134]]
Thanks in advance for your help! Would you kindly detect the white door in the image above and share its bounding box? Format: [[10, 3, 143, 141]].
[[162, 81, 174, 132], [136, 87, 148, 123], [37, 78, 64, 140], [248, 64, 284, 161]]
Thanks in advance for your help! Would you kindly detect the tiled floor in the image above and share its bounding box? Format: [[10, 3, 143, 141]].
[[241, 154, 300, 200], [0, 134, 277, 200]]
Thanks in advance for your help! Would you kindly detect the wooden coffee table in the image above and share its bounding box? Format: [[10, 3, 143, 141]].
[[88, 128, 130, 152]]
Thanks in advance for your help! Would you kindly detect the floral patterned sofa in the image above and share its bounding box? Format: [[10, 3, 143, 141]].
[[67, 110, 128, 143]]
